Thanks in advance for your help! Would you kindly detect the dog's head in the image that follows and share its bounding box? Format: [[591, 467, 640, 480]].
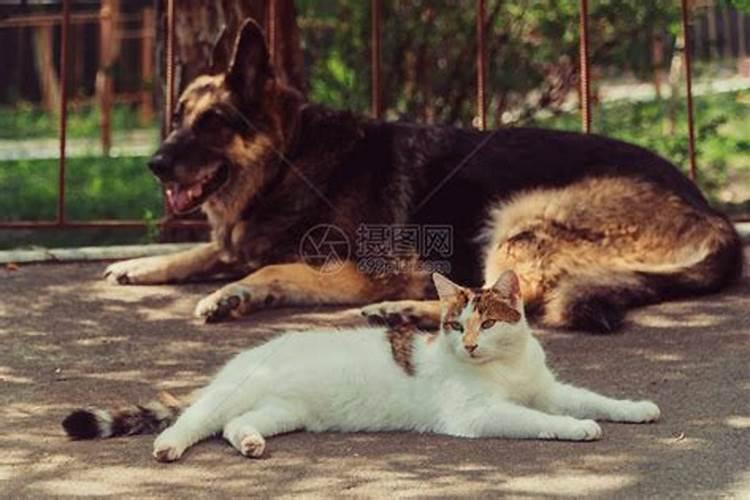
[[149, 19, 302, 216]]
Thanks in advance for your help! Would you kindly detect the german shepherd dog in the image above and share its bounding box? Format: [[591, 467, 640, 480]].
[[105, 19, 743, 333]]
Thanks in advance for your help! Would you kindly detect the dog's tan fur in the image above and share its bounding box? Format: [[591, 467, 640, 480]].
[[192, 260, 428, 321], [479, 176, 737, 327], [104, 243, 223, 285]]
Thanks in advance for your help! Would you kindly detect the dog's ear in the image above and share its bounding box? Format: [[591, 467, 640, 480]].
[[209, 25, 233, 74], [226, 18, 274, 104]]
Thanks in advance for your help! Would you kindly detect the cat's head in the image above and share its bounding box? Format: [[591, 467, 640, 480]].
[[433, 270, 528, 363]]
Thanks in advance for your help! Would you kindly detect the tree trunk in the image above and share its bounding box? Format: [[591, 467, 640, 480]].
[[32, 25, 60, 114]]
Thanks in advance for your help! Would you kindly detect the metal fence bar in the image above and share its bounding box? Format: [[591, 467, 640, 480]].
[[578, 0, 592, 133], [0, 12, 145, 29], [162, 0, 176, 222], [681, 0, 698, 182], [476, 0, 487, 130], [165, 0, 175, 134], [267, 0, 278, 66], [57, 0, 71, 226], [370, 0, 383, 119]]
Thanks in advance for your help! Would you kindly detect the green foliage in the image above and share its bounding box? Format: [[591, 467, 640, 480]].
[[534, 91, 750, 206], [297, 0, 681, 124], [142, 209, 161, 244], [0, 156, 161, 222], [730, 0, 750, 13], [0, 103, 151, 140]]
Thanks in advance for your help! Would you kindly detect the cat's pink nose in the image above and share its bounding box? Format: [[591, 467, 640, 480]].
[[465, 344, 478, 353]]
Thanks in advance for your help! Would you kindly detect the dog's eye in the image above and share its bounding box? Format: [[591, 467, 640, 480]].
[[446, 321, 464, 332], [192, 110, 235, 146], [481, 319, 496, 329], [193, 110, 227, 132]]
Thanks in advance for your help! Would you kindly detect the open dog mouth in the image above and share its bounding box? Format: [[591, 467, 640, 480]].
[[164, 163, 230, 214]]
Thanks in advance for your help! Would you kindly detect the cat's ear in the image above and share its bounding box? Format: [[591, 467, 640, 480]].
[[492, 270, 521, 303], [432, 273, 465, 302]]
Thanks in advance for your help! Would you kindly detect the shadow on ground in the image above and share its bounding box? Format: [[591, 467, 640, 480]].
[[1, 251, 749, 498]]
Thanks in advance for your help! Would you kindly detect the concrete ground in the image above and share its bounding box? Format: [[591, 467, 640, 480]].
[[1, 253, 749, 499]]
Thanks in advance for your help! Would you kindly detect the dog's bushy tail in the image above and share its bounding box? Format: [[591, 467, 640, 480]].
[[543, 217, 743, 333], [62, 392, 183, 440]]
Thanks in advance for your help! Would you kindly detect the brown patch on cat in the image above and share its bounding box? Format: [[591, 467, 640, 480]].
[[472, 291, 522, 324], [439, 290, 469, 329], [451, 289, 521, 350], [387, 325, 417, 375]]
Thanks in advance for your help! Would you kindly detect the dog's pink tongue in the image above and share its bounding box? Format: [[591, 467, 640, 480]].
[[165, 186, 193, 213]]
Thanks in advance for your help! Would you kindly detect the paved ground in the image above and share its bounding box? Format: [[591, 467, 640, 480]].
[[1, 253, 749, 499]]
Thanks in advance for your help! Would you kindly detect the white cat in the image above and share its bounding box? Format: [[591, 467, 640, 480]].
[[62, 270, 660, 461]]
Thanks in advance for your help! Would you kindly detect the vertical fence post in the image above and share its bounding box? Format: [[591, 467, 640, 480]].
[[370, 0, 383, 119], [267, 0, 278, 67], [476, 0, 487, 130], [681, 0, 697, 182], [140, 7, 156, 125], [739, 11, 748, 59], [165, 0, 176, 135], [162, 0, 176, 223], [98, 0, 113, 155], [58, 0, 71, 226], [578, 0, 592, 133]]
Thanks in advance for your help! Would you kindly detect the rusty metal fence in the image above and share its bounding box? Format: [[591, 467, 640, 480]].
[[0, 0, 705, 232]]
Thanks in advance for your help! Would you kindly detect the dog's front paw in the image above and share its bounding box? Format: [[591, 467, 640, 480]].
[[104, 256, 168, 285], [194, 284, 253, 322], [361, 300, 439, 330]]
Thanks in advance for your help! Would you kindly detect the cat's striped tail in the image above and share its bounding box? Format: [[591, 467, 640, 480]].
[[62, 392, 183, 440]]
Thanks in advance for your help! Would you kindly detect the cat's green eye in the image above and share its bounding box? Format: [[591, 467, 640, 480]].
[[481, 319, 496, 329], [446, 321, 464, 332]]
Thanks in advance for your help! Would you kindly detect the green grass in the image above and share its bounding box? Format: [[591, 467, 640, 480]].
[[0, 156, 164, 250], [0, 103, 155, 140], [0, 156, 161, 221], [532, 91, 750, 208]]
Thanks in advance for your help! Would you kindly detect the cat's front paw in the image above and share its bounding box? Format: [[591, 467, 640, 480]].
[[153, 428, 189, 463], [224, 426, 267, 458], [239, 433, 266, 458], [616, 400, 661, 423], [540, 418, 602, 441]]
